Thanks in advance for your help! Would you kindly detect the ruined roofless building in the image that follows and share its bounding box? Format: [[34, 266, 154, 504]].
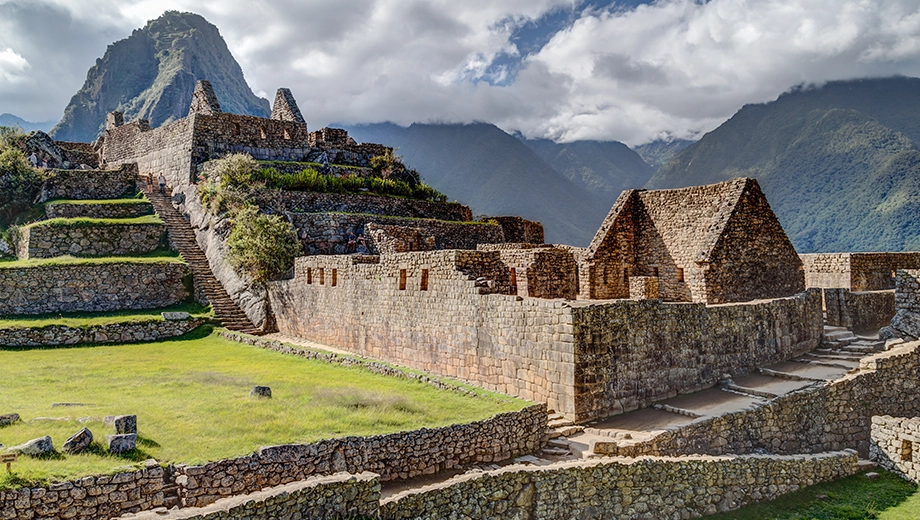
[[98, 80, 389, 188], [580, 177, 805, 304]]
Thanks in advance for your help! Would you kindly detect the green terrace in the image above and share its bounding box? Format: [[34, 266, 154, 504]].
[[0, 251, 184, 268], [21, 214, 163, 229], [0, 303, 212, 330]]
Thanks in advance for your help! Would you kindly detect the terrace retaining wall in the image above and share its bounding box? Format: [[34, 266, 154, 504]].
[[0, 261, 190, 315], [262, 190, 472, 221], [0, 319, 205, 347], [0, 463, 166, 520], [382, 451, 859, 520], [171, 403, 545, 507], [45, 201, 153, 219], [41, 164, 139, 201], [16, 222, 165, 259]]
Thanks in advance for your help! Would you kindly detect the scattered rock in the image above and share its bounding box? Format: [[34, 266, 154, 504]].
[[107, 433, 137, 454], [52, 402, 95, 407], [63, 427, 94, 454], [0, 413, 20, 427], [9, 436, 54, 456], [866, 472, 880, 480], [114, 415, 137, 434], [162, 311, 191, 321], [251, 386, 272, 398], [816, 494, 829, 501]]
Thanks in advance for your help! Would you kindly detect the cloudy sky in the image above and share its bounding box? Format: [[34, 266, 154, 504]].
[[1, 0, 920, 145]]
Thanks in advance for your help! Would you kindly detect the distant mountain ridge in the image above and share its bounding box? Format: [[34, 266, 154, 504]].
[[0, 114, 54, 133], [345, 123, 655, 245], [51, 11, 269, 142], [649, 76, 920, 253]]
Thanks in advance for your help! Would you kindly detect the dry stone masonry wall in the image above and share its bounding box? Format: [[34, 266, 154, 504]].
[[0, 463, 166, 520], [45, 200, 153, 219], [382, 451, 859, 520], [41, 164, 138, 201], [269, 252, 822, 422], [266, 190, 472, 221], [0, 261, 190, 315], [824, 289, 895, 333], [870, 415, 920, 483], [16, 222, 165, 259], [801, 252, 920, 291], [0, 318, 205, 347], [122, 473, 379, 520]]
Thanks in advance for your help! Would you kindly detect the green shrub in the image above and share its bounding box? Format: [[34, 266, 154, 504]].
[[226, 206, 301, 282], [0, 127, 44, 229], [199, 153, 262, 214]]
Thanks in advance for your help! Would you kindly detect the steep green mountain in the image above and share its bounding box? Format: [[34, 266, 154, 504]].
[[521, 138, 654, 205], [345, 123, 627, 245], [633, 139, 694, 170], [649, 77, 920, 253], [0, 114, 54, 133], [50, 11, 269, 143]]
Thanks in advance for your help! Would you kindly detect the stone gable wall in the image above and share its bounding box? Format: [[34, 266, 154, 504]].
[[289, 213, 503, 255], [42, 164, 138, 201], [0, 262, 190, 315], [16, 222, 165, 259], [0, 465, 166, 520], [269, 252, 821, 422], [0, 319, 204, 347], [382, 451, 859, 520], [171, 404, 546, 508], [486, 216, 545, 244], [190, 113, 310, 167], [571, 289, 822, 420], [45, 201, 153, 220], [594, 341, 920, 458], [582, 190, 638, 300], [123, 473, 379, 520], [896, 269, 920, 313], [870, 415, 920, 483]]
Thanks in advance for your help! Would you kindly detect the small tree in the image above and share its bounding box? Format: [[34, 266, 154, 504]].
[[199, 153, 261, 214], [0, 127, 44, 228], [226, 206, 301, 282]]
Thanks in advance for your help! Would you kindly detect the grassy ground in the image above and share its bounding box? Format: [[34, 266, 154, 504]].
[[705, 469, 920, 519], [23, 215, 162, 228], [45, 198, 150, 207], [0, 303, 212, 329], [0, 328, 525, 489], [0, 251, 182, 269]]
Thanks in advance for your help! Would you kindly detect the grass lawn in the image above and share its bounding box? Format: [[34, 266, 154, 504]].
[[45, 198, 150, 207], [705, 469, 920, 519], [0, 251, 183, 269], [0, 303, 212, 330], [0, 328, 526, 489], [22, 215, 163, 228]]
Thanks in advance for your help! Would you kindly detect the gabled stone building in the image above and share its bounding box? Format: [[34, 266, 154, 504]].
[[580, 177, 805, 304]]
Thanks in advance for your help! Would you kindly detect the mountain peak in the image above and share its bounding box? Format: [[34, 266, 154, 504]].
[[50, 11, 270, 142]]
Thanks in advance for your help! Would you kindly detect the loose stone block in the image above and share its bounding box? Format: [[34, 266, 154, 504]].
[[107, 434, 137, 454], [9, 436, 53, 456], [0, 414, 19, 427], [114, 415, 137, 434], [63, 428, 93, 454], [250, 386, 272, 399]]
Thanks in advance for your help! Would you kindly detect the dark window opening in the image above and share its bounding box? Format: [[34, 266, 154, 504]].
[[306, 268, 312, 284], [399, 269, 407, 290], [319, 268, 325, 285], [260, 126, 267, 139], [233, 122, 241, 136], [902, 439, 913, 462], [331, 269, 337, 287], [677, 268, 685, 282], [420, 269, 429, 291]]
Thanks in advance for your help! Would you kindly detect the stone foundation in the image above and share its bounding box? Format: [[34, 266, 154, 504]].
[[0, 261, 190, 315]]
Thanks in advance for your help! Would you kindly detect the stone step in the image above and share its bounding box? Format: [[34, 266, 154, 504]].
[[547, 418, 575, 429]]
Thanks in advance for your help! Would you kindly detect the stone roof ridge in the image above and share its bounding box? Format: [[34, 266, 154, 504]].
[[271, 88, 306, 124], [585, 189, 641, 259], [694, 177, 757, 265], [188, 80, 222, 116]]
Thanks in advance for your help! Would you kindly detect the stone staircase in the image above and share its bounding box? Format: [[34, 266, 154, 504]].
[[145, 186, 261, 335]]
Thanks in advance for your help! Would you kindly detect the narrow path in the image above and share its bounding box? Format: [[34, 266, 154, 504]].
[[144, 183, 260, 335]]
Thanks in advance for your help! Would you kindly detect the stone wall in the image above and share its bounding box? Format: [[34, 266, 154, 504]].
[[45, 200, 153, 219], [16, 222, 165, 259], [824, 289, 895, 333], [288, 212, 502, 255], [570, 290, 823, 420], [265, 190, 472, 221], [870, 415, 920, 483], [122, 473, 379, 520], [593, 341, 920, 458], [801, 252, 920, 291], [171, 404, 546, 507], [0, 319, 204, 347], [485, 216, 544, 244], [0, 463, 166, 520], [269, 252, 822, 421], [896, 269, 920, 313], [495, 247, 578, 299], [0, 261, 190, 315], [103, 118, 196, 188], [41, 164, 138, 201], [382, 451, 859, 520]]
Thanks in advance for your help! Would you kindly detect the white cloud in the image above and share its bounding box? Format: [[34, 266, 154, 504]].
[[1, 0, 920, 144]]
